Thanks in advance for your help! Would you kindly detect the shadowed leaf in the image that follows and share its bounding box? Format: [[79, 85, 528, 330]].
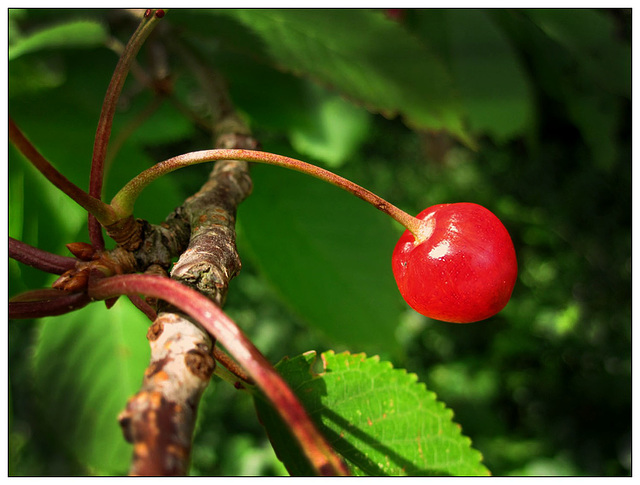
[[254, 351, 490, 476]]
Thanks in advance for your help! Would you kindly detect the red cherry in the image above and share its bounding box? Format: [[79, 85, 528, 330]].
[[392, 203, 517, 323]]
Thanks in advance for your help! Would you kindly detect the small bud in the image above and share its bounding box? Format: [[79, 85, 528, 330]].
[[155, 9, 165, 18], [52, 269, 76, 289], [60, 269, 90, 292], [66, 242, 96, 261]]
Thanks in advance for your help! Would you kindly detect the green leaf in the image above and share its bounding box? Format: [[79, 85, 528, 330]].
[[9, 143, 87, 292], [495, 9, 629, 172], [8, 9, 27, 44], [102, 96, 192, 224], [9, 19, 108, 61], [523, 9, 631, 97], [564, 92, 621, 172], [8, 57, 66, 96], [520, 9, 630, 171], [237, 163, 404, 352], [289, 83, 372, 168], [254, 351, 489, 476], [31, 300, 150, 475], [214, 9, 469, 143], [445, 10, 534, 142], [9, 47, 187, 234]]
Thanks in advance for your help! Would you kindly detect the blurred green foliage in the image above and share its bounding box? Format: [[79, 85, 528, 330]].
[[8, 8, 630, 476]]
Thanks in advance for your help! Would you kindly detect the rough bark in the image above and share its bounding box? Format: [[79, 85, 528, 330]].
[[118, 127, 258, 475], [118, 312, 215, 476]]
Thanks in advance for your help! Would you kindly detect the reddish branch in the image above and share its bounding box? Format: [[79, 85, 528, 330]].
[[9, 289, 91, 319], [97, 39, 266, 475], [111, 140, 253, 474], [127, 294, 158, 321], [89, 274, 349, 476], [9, 237, 76, 274], [9, 119, 115, 224], [88, 9, 165, 250]]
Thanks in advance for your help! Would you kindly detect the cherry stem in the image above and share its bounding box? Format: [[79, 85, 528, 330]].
[[9, 119, 117, 225], [88, 274, 349, 476], [88, 9, 166, 250], [111, 149, 425, 238]]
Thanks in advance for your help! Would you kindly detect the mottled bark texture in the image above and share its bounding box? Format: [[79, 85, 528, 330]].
[[170, 159, 253, 305], [119, 312, 215, 476], [119, 132, 257, 476]]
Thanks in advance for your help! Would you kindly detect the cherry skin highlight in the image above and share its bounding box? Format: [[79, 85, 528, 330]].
[[392, 203, 517, 323]]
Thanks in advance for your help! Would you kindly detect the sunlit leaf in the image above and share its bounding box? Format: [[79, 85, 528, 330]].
[[289, 83, 372, 168], [9, 19, 108, 61], [254, 351, 489, 476], [237, 163, 404, 353]]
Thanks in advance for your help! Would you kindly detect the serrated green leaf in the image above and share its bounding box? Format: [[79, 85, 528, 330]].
[[31, 300, 150, 475], [254, 351, 489, 476], [214, 9, 469, 142], [9, 19, 108, 61], [237, 163, 404, 352]]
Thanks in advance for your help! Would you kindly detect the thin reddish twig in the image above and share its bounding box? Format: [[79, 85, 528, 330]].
[[9, 290, 91, 319], [88, 9, 165, 250], [127, 294, 158, 321], [88, 274, 349, 476], [9, 119, 115, 224], [9, 237, 77, 275]]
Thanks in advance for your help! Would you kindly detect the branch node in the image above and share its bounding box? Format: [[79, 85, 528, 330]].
[[105, 215, 143, 250]]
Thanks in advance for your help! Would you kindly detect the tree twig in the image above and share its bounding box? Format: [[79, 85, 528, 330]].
[[89, 274, 350, 476], [117, 311, 215, 476], [100, 27, 346, 475], [112, 142, 253, 474], [9, 119, 116, 224], [9, 290, 91, 319], [9, 237, 77, 275], [88, 8, 166, 250]]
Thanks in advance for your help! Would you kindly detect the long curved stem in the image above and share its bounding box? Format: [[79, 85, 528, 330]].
[[111, 149, 425, 238], [9, 118, 117, 224], [88, 274, 349, 476], [88, 8, 166, 249]]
